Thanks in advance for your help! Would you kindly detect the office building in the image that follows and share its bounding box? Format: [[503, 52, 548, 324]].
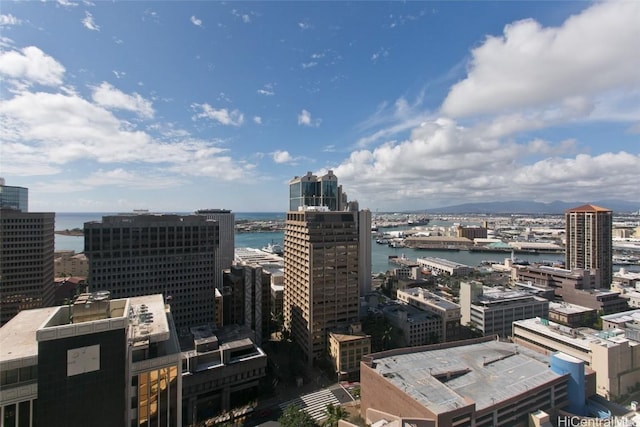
[[565, 204, 613, 288], [382, 303, 442, 347], [0, 209, 55, 326], [397, 287, 462, 342], [195, 209, 235, 290], [359, 337, 571, 427], [417, 257, 474, 277], [284, 207, 360, 364], [181, 324, 267, 424], [85, 213, 219, 333], [54, 250, 89, 277], [284, 172, 371, 365], [456, 225, 487, 240], [0, 292, 182, 427], [459, 281, 549, 337], [0, 178, 28, 212], [288, 170, 345, 212], [328, 324, 371, 380], [512, 317, 640, 399]]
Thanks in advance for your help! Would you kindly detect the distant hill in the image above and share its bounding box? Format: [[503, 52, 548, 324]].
[[421, 200, 640, 215]]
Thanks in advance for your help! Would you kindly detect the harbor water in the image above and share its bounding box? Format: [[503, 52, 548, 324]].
[[54, 212, 637, 274]]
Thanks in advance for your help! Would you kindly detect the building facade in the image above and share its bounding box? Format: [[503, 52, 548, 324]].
[[195, 209, 235, 290], [0, 293, 182, 427], [288, 170, 345, 212], [565, 204, 613, 288], [85, 214, 219, 333], [284, 207, 360, 365], [397, 287, 462, 342], [0, 209, 55, 326], [0, 178, 28, 212], [459, 281, 549, 337], [359, 337, 570, 427]]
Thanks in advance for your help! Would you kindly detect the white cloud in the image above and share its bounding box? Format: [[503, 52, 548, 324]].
[[190, 16, 202, 27], [0, 14, 21, 26], [441, 1, 640, 118], [297, 109, 321, 127], [0, 46, 65, 86], [57, 0, 78, 6], [371, 47, 389, 62], [91, 82, 154, 118], [82, 11, 100, 31], [257, 83, 275, 96], [298, 21, 311, 30], [242, 14, 251, 24], [0, 90, 251, 181], [333, 116, 640, 210], [272, 150, 295, 164], [191, 103, 244, 126], [253, 116, 262, 124], [301, 61, 317, 69]]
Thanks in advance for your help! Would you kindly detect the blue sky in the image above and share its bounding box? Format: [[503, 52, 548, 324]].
[[0, 1, 638, 213]]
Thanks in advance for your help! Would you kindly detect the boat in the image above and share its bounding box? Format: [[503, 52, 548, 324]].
[[262, 241, 283, 255]]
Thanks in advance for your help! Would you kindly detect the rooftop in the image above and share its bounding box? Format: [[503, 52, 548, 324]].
[[549, 301, 596, 315], [0, 307, 59, 366], [368, 339, 560, 413], [399, 287, 460, 311], [566, 204, 612, 213]]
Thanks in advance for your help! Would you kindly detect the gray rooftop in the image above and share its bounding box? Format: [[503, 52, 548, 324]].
[[370, 340, 560, 413], [0, 307, 58, 367]]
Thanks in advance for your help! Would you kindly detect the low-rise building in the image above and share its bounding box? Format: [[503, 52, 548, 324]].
[[328, 324, 371, 380], [53, 251, 89, 277], [417, 257, 474, 277], [459, 281, 549, 337], [548, 301, 597, 328], [360, 336, 571, 427], [181, 324, 267, 425], [397, 287, 461, 342], [382, 303, 442, 347], [512, 317, 640, 399]]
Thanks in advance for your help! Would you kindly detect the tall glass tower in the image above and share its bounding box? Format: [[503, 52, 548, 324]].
[[289, 170, 344, 211], [0, 178, 28, 212]]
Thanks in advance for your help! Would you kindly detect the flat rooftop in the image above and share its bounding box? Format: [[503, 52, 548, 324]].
[[399, 288, 460, 310], [601, 309, 640, 325], [417, 257, 472, 269], [549, 301, 596, 315], [369, 339, 560, 413], [513, 317, 635, 350], [0, 307, 59, 366], [234, 247, 284, 266], [128, 294, 170, 343]]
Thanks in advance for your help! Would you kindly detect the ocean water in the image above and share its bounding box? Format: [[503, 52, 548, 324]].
[[54, 212, 636, 274]]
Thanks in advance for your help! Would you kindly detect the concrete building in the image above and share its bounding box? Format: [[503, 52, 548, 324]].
[[328, 324, 371, 380], [417, 257, 474, 277], [54, 250, 89, 277], [180, 324, 267, 425], [0, 292, 182, 427], [85, 213, 219, 333], [195, 209, 235, 290], [456, 225, 487, 240], [382, 303, 443, 347], [0, 209, 55, 326], [548, 301, 597, 328], [565, 204, 613, 288], [284, 207, 360, 364], [515, 265, 628, 314], [396, 287, 462, 342], [512, 317, 640, 399], [284, 172, 370, 365], [360, 337, 571, 427], [0, 178, 28, 212], [459, 281, 549, 337]]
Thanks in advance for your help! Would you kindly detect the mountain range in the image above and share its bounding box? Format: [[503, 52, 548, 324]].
[[419, 200, 640, 215]]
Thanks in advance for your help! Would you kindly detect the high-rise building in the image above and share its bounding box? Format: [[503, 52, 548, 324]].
[[194, 209, 235, 290], [565, 204, 613, 288], [0, 209, 55, 325], [84, 214, 219, 333], [288, 170, 346, 211], [0, 178, 28, 212], [284, 171, 372, 365]]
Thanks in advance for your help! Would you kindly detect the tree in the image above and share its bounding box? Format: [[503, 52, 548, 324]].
[[322, 403, 348, 427], [278, 404, 317, 427]]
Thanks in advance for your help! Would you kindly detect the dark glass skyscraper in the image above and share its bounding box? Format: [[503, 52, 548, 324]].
[[289, 170, 344, 211], [0, 178, 28, 212]]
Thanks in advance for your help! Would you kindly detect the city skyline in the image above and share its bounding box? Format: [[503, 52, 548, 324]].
[[1, 1, 639, 213]]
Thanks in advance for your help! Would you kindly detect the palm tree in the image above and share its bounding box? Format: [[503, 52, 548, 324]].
[[322, 403, 348, 427]]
